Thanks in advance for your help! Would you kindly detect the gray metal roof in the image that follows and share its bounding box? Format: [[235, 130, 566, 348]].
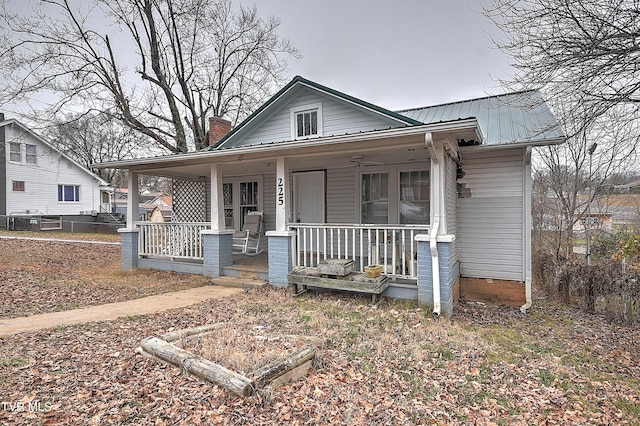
[[397, 91, 564, 146]]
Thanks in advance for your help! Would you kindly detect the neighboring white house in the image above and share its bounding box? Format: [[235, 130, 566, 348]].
[[96, 76, 565, 314], [1, 114, 112, 219]]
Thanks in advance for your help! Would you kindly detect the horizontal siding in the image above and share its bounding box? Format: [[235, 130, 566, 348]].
[[458, 196, 523, 281], [5, 126, 102, 215], [262, 173, 276, 232], [326, 168, 356, 223], [235, 87, 401, 147], [458, 148, 524, 198], [457, 148, 525, 282]]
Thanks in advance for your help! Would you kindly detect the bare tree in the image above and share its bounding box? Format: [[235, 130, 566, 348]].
[[47, 112, 145, 185], [0, 0, 299, 153], [485, 0, 640, 138], [486, 0, 640, 259]]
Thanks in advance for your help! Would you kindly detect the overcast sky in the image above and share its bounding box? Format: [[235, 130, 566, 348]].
[[255, 0, 514, 111], [2, 0, 514, 116]]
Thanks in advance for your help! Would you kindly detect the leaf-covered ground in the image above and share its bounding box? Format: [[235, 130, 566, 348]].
[[0, 236, 209, 319], [1, 237, 639, 425]]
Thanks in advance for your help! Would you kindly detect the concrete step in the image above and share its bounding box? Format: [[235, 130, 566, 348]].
[[212, 276, 268, 290]]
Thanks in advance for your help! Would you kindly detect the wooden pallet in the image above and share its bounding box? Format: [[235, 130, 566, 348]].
[[288, 266, 389, 303]]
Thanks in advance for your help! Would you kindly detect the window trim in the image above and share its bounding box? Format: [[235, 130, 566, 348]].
[[9, 142, 21, 163], [12, 180, 25, 192], [58, 184, 81, 203], [25, 144, 37, 165], [358, 166, 431, 225], [290, 102, 323, 140]]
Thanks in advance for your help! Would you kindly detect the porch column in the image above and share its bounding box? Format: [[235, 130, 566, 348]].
[[202, 163, 234, 278], [267, 156, 296, 287], [119, 170, 140, 270], [416, 235, 457, 315]]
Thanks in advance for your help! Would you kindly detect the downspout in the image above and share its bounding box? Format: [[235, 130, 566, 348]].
[[426, 132, 441, 316], [520, 146, 533, 313]]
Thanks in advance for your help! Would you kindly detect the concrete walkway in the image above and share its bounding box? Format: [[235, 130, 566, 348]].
[[0, 285, 243, 337]]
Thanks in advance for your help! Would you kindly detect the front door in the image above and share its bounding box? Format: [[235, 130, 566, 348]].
[[293, 171, 325, 223]]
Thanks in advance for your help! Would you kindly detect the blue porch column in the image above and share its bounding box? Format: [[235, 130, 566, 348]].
[[118, 228, 139, 270], [202, 229, 235, 278], [266, 231, 296, 287], [416, 235, 458, 315]]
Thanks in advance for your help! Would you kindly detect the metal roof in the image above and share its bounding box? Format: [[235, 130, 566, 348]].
[[397, 91, 565, 146]]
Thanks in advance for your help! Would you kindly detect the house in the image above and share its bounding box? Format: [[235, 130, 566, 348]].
[[96, 76, 564, 314], [1, 114, 113, 229], [573, 194, 640, 236]]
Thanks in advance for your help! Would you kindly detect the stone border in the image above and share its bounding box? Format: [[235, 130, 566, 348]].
[[136, 323, 317, 397]]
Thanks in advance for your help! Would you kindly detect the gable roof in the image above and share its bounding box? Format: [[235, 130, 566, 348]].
[[398, 91, 564, 146], [207, 75, 422, 150], [0, 117, 110, 186]]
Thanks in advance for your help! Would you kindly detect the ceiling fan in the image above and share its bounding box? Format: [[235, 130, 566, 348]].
[[348, 155, 383, 167]]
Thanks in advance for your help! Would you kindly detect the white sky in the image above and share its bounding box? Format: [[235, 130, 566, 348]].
[[2, 0, 515, 116], [255, 0, 514, 111]]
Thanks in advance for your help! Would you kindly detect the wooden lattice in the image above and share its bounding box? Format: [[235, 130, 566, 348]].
[[172, 179, 207, 222]]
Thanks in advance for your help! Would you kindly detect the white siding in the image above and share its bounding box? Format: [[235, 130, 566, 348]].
[[235, 87, 403, 147], [262, 173, 276, 232], [5, 125, 103, 215], [456, 147, 525, 281], [327, 167, 356, 223]]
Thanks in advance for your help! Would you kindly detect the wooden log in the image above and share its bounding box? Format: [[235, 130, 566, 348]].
[[140, 337, 254, 397], [251, 344, 316, 388]]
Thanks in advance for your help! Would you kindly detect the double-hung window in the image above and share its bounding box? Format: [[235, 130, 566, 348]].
[[400, 171, 429, 224], [9, 142, 21, 162], [58, 184, 80, 202], [361, 169, 430, 224], [361, 172, 389, 223], [25, 144, 37, 164]]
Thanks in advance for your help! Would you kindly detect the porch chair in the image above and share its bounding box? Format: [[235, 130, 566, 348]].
[[233, 211, 264, 255]]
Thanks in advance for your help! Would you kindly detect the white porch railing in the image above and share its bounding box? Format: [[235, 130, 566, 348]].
[[137, 222, 209, 260], [289, 224, 430, 279]]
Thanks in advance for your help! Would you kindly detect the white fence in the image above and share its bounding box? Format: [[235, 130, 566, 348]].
[[290, 224, 429, 279], [137, 222, 209, 260]]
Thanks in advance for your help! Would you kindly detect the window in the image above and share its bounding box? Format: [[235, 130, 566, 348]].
[[223, 183, 234, 228], [290, 103, 322, 139], [12, 181, 25, 192], [9, 142, 21, 162], [58, 184, 80, 202], [361, 172, 388, 223], [25, 144, 37, 164], [296, 110, 317, 137], [240, 181, 259, 227], [400, 171, 430, 224]]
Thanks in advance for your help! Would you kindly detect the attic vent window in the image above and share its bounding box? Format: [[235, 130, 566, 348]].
[[290, 103, 322, 140]]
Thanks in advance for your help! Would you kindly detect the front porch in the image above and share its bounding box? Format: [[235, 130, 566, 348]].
[[120, 220, 458, 311]]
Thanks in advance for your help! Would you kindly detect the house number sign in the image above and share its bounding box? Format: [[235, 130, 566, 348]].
[[277, 178, 284, 205]]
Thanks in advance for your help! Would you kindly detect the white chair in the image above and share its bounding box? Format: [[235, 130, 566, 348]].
[[233, 211, 263, 255]]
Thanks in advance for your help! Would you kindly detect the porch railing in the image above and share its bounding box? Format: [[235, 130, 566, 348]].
[[289, 223, 430, 279], [136, 222, 209, 260]]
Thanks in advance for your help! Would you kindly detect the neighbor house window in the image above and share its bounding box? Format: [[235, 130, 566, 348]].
[[12, 181, 25, 192], [290, 103, 322, 139], [58, 184, 80, 202], [9, 142, 21, 162], [361, 172, 388, 223], [400, 170, 429, 224], [25, 144, 37, 164]]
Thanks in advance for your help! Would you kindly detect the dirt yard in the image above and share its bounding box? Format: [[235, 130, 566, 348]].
[[0, 235, 639, 425]]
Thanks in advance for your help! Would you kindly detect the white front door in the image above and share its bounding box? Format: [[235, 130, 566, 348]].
[[293, 171, 325, 223]]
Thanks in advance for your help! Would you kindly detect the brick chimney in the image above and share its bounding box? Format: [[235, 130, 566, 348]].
[[209, 116, 232, 146]]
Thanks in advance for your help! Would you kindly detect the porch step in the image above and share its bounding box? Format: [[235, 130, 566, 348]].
[[212, 276, 268, 290]]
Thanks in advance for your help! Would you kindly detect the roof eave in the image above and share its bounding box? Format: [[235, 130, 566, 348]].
[[94, 119, 478, 170]]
